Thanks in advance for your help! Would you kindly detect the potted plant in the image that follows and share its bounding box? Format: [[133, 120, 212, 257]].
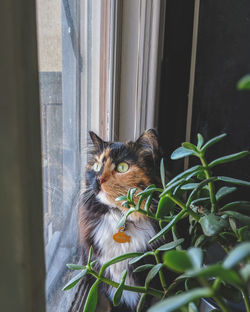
[[64, 133, 250, 312]]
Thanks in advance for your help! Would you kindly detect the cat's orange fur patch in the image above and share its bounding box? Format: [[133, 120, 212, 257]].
[[100, 161, 150, 220]]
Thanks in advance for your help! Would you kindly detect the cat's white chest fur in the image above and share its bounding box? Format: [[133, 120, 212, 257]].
[[92, 205, 156, 307]]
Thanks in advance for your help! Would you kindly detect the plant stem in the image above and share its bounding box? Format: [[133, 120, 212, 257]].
[[167, 194, 200, 221], [212, 277, 222, 292], [155, 251, 167, 290], [137, 207, 172, 222], [89, 269, 164, 298], [200, 155, 217, 213], [241, 288, 250, 312]]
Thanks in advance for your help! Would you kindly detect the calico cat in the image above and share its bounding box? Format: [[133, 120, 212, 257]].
[[70, 129, 164, 312]]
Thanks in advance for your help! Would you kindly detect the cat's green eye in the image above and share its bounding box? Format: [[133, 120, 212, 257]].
[[116, 162, 129, 173], [93, 162, 102, 172]]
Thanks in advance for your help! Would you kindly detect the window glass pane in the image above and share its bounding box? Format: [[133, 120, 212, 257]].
[[37, 0, 81, 310], [37, 0, 124, 310]]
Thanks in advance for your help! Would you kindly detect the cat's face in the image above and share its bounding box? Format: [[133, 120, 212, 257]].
[[85, 129, 160, 210]]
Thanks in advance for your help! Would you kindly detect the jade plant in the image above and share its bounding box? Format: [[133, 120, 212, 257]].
[[64, 133, 250, 312]]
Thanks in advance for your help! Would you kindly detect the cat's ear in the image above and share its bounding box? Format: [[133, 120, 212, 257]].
[[135, 128, 159, 155], [89, 131, 106, 151]]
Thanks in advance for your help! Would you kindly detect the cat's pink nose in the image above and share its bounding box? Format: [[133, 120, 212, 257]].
[[99, 177, 106, 184]]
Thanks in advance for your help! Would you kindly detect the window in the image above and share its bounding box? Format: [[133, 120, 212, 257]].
[[37, 0, 82, 310], [36, 0, 166, 310]]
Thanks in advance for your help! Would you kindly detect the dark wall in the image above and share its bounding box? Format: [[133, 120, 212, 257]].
[[191, 0, 250, 193], [158, 0, 195, 175], [158, 1, 250, 191]]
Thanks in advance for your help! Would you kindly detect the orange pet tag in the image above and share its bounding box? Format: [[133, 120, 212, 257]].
[[113, 227, 131, 243]]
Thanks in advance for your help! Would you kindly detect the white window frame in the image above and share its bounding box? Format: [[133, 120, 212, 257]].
[[80, 0, 166, 143]]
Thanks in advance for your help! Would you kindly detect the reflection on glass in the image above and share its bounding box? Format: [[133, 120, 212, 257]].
[[37, 0, 81, 310]]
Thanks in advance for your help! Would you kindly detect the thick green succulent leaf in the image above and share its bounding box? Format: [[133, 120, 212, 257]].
[[148, 288, 212, 312], [188, 302, 199, 312], [223, 242, 250, 269], [149, 211, 185, 244], [117, 207, 136, 228], [194, 235, 207, 247], [217, 176, 250, 187], [66, 264, 86, 270], [115, 195, 128, 202], [166, 165, 202, 186], [133, 264, 154, 273], [182, 142, 199, 153], [136, 185, 162, 197], [156, 238, 184, 251], [83, 279, 100, 312], [201, 133, 227, 152], [171, 147, 197, 160], [199, 214, 228, 237], [186, 264, 243, 286], [208, 151, 249, 168], [220, 201, 250, 215], [145, 264, 163, 288], [156, 196, 176, 218], [113, 270, 127, 306], [222, 211, 250, 225], [216, 186, 237, 201], [137, 294, 147, 312], [164, 250, 193, 273], [229, 217, 237, 233], [87, 246, 93, 265], [186, 178, 218, 207], [240, 263, 250, 282], [145, 194, 153, 214], [197, 133, 204, 149], [187, 248, 203, 269], [160, 158, 166, 188], [160, 179, 186, 197], [62, 268, 88, 290], [237, 74, 250, 90], [181, 183, 199, 190], [128, 187, 137, 201], [102, 252, 144, 270], [129, 251, 154, 265], [191, 198, 210, 209]]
